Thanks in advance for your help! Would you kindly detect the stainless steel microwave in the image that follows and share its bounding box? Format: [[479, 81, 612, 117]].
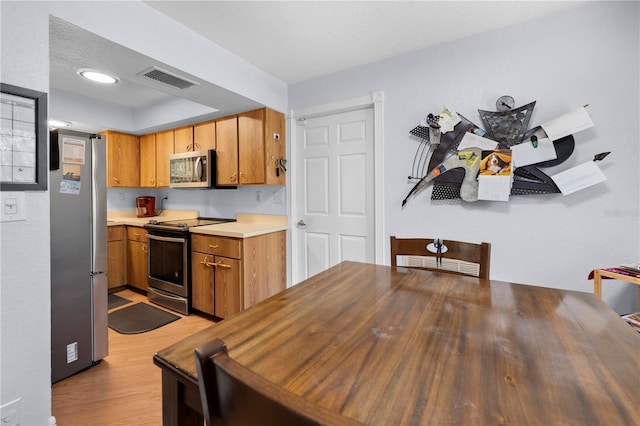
[[169, 150, 213, 188]]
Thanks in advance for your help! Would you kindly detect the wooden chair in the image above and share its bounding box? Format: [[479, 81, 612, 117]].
[[390, 236, 491, 279], [194, 339, 364, 426]]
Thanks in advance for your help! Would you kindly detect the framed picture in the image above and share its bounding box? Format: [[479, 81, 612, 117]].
[[1, 83, 48, 191]]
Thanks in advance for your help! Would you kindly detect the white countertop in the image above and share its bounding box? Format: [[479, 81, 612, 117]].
[[107, 210, 198, 226], [107, 211, 288, 238], [190, 213, 287, 238]]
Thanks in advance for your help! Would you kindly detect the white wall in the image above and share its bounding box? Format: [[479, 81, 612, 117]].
[[1, 1, 287, 424], [289, 1, 639, 314], [107, 187, 287, 218], [1, 3, 53, 425]]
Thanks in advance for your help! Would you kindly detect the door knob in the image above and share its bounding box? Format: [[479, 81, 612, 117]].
[[297, 220, 307, 229]]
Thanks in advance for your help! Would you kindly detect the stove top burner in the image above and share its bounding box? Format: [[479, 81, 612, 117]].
[[146, 217, 235, 232]]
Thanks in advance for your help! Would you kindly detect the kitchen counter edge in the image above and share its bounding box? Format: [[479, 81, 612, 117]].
[[190, 223, 288, 239]]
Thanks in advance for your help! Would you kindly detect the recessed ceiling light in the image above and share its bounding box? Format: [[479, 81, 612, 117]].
[[77, 68, 119, 84], [48, 119, 71, 128]]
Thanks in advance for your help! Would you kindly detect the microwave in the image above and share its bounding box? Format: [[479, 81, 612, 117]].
[[169, 150, 214, 188]]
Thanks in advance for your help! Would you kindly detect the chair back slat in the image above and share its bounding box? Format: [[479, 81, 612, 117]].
[[390, 236, 491, 279]]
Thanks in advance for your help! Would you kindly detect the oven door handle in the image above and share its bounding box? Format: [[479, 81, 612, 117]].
[[147, 234, 187, 243]]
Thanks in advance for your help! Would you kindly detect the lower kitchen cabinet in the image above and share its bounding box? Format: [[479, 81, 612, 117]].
[[126, 226, 148, 292], [107, 225, 125, 289], [191, 231, 285, 318], [191, 252, 241, 317]]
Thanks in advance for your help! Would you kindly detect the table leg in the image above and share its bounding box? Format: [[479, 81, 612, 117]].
[[593, 270, 603, 299], [161, 370, 202, 426]]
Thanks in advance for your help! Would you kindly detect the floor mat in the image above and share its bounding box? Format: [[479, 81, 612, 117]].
[[108, 302, 180, 334], [108, 293, 132, 310]]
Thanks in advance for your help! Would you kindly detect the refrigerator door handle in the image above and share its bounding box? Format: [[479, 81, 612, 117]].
[[90, 271, 106, 276]]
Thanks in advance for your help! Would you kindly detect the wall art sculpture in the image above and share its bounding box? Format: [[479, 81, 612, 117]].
[[402, 97, 609, 207]]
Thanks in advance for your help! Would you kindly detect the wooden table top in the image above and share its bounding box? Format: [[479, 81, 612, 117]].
[[155, 261, 640, 425]]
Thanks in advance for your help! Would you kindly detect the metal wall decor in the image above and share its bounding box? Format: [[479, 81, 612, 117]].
[[402, 97, 608, 206]]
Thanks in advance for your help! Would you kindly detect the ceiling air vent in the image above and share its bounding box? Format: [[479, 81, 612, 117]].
[[138, 66, 199, 90]]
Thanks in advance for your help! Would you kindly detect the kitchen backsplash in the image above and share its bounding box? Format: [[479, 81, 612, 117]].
[[107, 186, 287, 218]]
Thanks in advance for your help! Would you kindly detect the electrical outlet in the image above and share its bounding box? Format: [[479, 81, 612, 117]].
[[273, 191, 284, 204], [1, 398, 21, 426]]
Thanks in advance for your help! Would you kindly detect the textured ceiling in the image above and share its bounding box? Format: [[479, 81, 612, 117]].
[[144, 1, 590, 84], [49, 1, 589, 130]]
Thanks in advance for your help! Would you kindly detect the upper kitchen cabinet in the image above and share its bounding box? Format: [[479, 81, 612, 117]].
[[155, 130, 174, 187], [140, 130, 174, 188], [103, 130, 139, 188], [139, 133, 156, 187], [238, 109, 265, 185], [264, 108, 286, 185], [215, 108, 286, 187], [215, 115, 239, 186], [173, 125, 194, 153], [193, 120, 216, 152]]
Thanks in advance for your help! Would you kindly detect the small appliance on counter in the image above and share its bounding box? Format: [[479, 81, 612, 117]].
[[136, 196, 156, 218]]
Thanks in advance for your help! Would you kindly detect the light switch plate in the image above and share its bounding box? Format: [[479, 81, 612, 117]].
[[0, 192, 26, 222]]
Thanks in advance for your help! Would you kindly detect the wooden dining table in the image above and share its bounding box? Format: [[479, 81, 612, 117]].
[[153, 261, 639, 425]]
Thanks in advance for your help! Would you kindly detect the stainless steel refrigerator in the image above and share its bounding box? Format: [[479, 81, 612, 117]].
[[50, 129, 108, 383]]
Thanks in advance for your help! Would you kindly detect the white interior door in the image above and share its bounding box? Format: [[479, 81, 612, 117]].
[[295, 107, 375, 280]]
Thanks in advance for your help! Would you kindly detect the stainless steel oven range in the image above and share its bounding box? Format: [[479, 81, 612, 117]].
[[144, 217, 235, 315]]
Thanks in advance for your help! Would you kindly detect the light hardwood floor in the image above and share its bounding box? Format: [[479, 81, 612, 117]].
[[52, 289, 216, 426]]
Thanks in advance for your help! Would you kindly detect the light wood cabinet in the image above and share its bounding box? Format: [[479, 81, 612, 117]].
[[174, 125, 194, 154], [238, 109, 265, 184], [140, 130, 174, 187], [103, 130, 139, 187], [264, 108, 286, 185], [107, 226, 125, 290], [193, 120, 216, 152], [215, 108, 285, 187], [155, 130, 174, 187], [190, 231, 286, 318], [104, 107, 284, 189], [139, 133, 156, 187], [241, 230, 287, 308], [215, 116, 239, 186], [191, 234, 241, 317], [126, 226, 148, 292], [191, 251, 215, 314]]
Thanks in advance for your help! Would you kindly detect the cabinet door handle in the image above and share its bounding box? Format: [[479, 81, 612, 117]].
[[230, 174, 237, 183], [200, 259, 230, 269], [208, 244, 219, 249], [200, 257, 215, 268], [141, 245, 148, 254], [215, 261, 231, 269], [113, 177, 120, 183]]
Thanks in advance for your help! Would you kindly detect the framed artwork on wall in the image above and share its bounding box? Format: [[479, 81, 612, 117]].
[[0, 83, 48, 191]]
